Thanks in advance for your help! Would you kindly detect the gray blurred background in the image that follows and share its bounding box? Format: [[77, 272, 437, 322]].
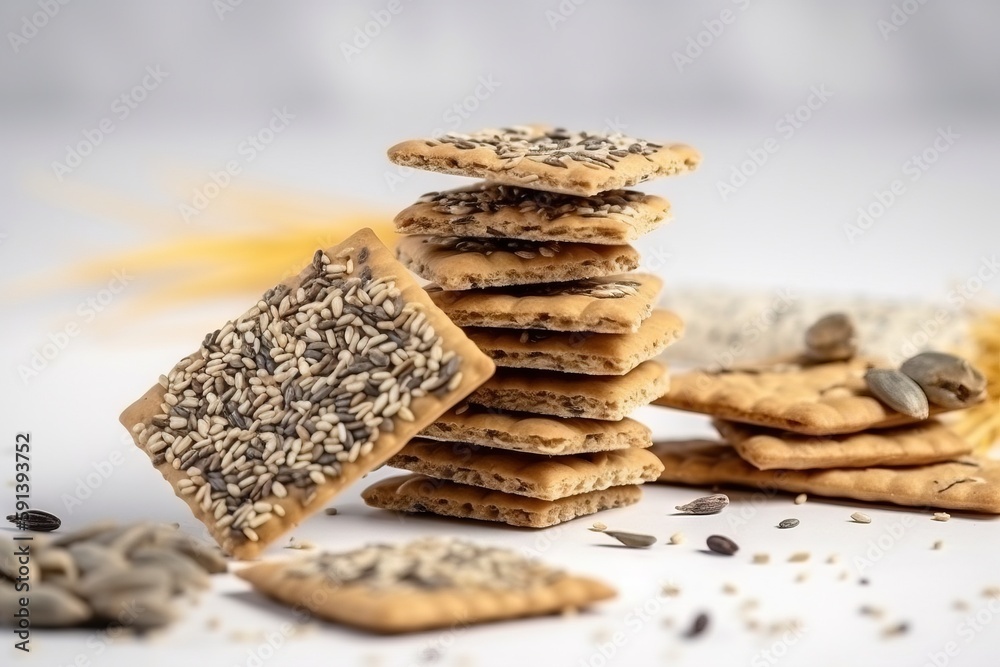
[[2, 0, 999, 326]]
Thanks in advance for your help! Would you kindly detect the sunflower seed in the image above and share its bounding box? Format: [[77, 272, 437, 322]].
[[675, 493, 729, 515], [900, 352, 987, 408], [4, 583, 92, 627], [6, 509, 61, 532], [851, 512, 872, 524], [794, 493, 808, 505], [684, 612, 710, 638], [778, 518, 800, 529], [601, 531, 656, 548], [804, 312, 857, 362], [864, 369, 929, 419], [706, 535, 739, 555], [932, 512, 951, 522]]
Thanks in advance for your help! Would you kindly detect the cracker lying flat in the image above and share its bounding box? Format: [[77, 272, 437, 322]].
[[397, 235, 638, 291], [651, 439, 1000, 513], [237, 537, 614, 634], [470, 361, 669, 420], [119, 229, 495, 559], [428, 273, 662, 333], [387, 125, 701, 196], [715, 419, 973, 470], [466, 309, 683, 375], [394, 182, 671, 245], [653, 358, 964, 436], [386, 438, 664, 501], [362, 474, 643, 527], [420, 404, 652, 455]]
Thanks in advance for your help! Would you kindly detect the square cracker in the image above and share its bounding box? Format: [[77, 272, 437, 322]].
[[236, 538, 615, 634], [653, 357, 959, 436], [466, 309, 683, 375], [394, 182, 672, 245], [386, 438, 664, 501], [387, 124, 701, 197], [396, 235, 638, 291], [651, 439, 1000, 513], [427, 273, 662, 333], [470, 360, 669, 421], [119, 229, 495, 559], [420, 404, 653, 455], [715, 419, 973, 470], [362, 473, 643, 527]]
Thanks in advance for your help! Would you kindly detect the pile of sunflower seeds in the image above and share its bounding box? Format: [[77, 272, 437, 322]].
[[420, 185, 646, 222], [287, 537, 563, 590], [428, 126, 664, 171], [132, 249, 462, 544], [1, 522, 225, 629], [425, 235, 560, 259]]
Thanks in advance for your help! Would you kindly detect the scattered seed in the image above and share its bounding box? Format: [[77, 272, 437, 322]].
[[953, 600, 969, 611], [601, 531, 656, 548], [722, 583, 738, 595], [788, 552, 810, 563], [675, 493, 729, 515], [932, 540, 944, 550], [805, 313, 857, 362], [851, 512, 872, 524], [589, 521, 608, 532], [900, 351, 987, 408], [826, 554, 840, 564], [6, 509, 61, 532], [778, 518, 800, 529], [324, 508, 339, 516], [706, 535, 739, 556], [668, 532, 685, 545], [860, 605, 885, 618], [932, 512, 951, 522], [794, 494, 808, 505], [795, 572, 809, 583], [982, 586, 1000, 599], [882, 621, 909, 638], [684, 612, 710, 638], [662, 584, 681, 596], [753, 553, 770, 564]]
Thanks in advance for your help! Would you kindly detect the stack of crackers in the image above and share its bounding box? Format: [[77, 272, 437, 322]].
[[651, 356, 1000, 514], [362, 125, 701, 527]]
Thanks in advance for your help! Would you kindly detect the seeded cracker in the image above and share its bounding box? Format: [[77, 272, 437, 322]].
[[396, 235, 639, 290], [394, 182, 672, 245], [420, 404, 653, 455], [120, 229, 495, 559], [236, 537, 615, 633], [385, 438, 663, 501], [427, 273, 662, 333], [464, 309, 684, 376]]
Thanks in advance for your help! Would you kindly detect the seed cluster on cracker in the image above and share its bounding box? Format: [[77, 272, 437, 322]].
[[363, 125, 701, 527], [650, 313, 998, 513]]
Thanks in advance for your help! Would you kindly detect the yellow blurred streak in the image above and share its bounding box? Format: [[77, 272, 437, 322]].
[[954, 310, 1000, 453]]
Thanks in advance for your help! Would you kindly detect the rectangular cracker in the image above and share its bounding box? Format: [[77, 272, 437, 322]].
[[715, 419, 973, 470], [119, 229, 495, 559], [394, 182, 672, 245], [427, 273, 662, 333], [420, 404, 653, 455], [651, 439, 1000, 513], [396, 235, 639, 291], [465, 309, 683, 375], [387, 124, 701, 196], [363, 474, 643, 527], [469, 360, 669, 420], [653, 357, 958, 436], [386, 438, 664, 501], [236, 537, 615, 634]]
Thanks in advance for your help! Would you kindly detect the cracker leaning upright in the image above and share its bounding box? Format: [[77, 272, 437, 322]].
[[387, 124, 701, 196], [119, 229, 495, 559]]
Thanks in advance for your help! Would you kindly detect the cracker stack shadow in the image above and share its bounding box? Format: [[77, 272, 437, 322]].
[[649, 354, 1000, 513], [362, 124, 701, 527]]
